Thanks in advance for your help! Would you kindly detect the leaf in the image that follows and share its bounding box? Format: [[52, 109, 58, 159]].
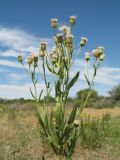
[[39, 89, 43, 101], [46, 58, 55, 73], [35, 78, 39, 84], [67, 71, 80, 91], [93, 64, 97, 77], [68, 105, 78, 124], [29, 87, 35, 99], [84, 74, 91, 86]]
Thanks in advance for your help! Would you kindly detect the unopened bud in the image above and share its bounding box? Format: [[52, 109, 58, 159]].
[[18, 55, 23, 63]]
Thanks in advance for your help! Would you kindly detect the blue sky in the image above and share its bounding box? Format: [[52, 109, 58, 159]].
[[0, 0, 120, 99]]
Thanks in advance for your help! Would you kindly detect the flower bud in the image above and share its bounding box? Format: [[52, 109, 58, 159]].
[[50, 52, 58, 63], [74, 119, 80, 127], [66, 34, 74, 44], [53, 37, 57, 44], [85, 52, 90, 61], [40, 42, 46, 51], [18, 55, 23, 63], [40, 50, 45, 57], [63, 56, 68, 63], [92, 49, 99, 58], [99, 54, 105, 61], [51, 18, 58, 29], [27, 56, 33, 65], [80, 37, 88, 47], [56, 33, 63, 43], [92, 47, 104, 58], [32, 53, 38, 62], [70, 16, 76, 26]]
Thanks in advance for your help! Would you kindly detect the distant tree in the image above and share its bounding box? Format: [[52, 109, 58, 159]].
[[74, 88, 99, 108], [109, 84, 120, 101], [76, 88, 98, 101]]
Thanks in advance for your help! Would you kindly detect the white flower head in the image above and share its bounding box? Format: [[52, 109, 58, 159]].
[[85, 52, 91, 56], [81, 37, 88, 42]]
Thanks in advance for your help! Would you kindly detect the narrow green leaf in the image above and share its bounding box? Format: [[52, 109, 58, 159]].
[[29, 87, 35, 99], [39, 89, 43, 101], [93, 64, 97, 77], [84, 74, 91, 86], [68, 105, 78, 124], [67, 71, 80, 91]]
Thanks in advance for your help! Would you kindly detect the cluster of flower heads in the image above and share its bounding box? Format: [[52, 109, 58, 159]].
[[85, 46, 105, 62], [18, 16, 104, 67]]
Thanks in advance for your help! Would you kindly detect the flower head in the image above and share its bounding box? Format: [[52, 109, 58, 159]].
[[74, 119, 80, 127], [99, 54, 105, 61], [27, 56, 33, 65], [85, 52, 90, 61], [31, 53, 38, 62], [80, 37, 88, 47], [59, 25, 70, 34], [56, 33, 64, 43], [40, 50, 46, 57], [51, 18, 58, 29], [70, 16, 76, 26], [18, 55, 23, 63], [66, 34, 74, 44], [92, 47, 104, 58], [40, 42, 47, 51]]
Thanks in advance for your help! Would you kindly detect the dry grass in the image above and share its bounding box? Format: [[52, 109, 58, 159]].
[[0, 107, 120, 160]]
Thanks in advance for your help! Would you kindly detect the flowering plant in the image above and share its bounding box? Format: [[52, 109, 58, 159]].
[[18, 16, 104, 160]]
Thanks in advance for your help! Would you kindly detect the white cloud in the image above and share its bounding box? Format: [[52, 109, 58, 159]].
[[71, 59, 120, 86], [0, 83, 46, 99], [0, 59, 21, 68], [0, 27, 52, 58], [8, 73, 26, 81]]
